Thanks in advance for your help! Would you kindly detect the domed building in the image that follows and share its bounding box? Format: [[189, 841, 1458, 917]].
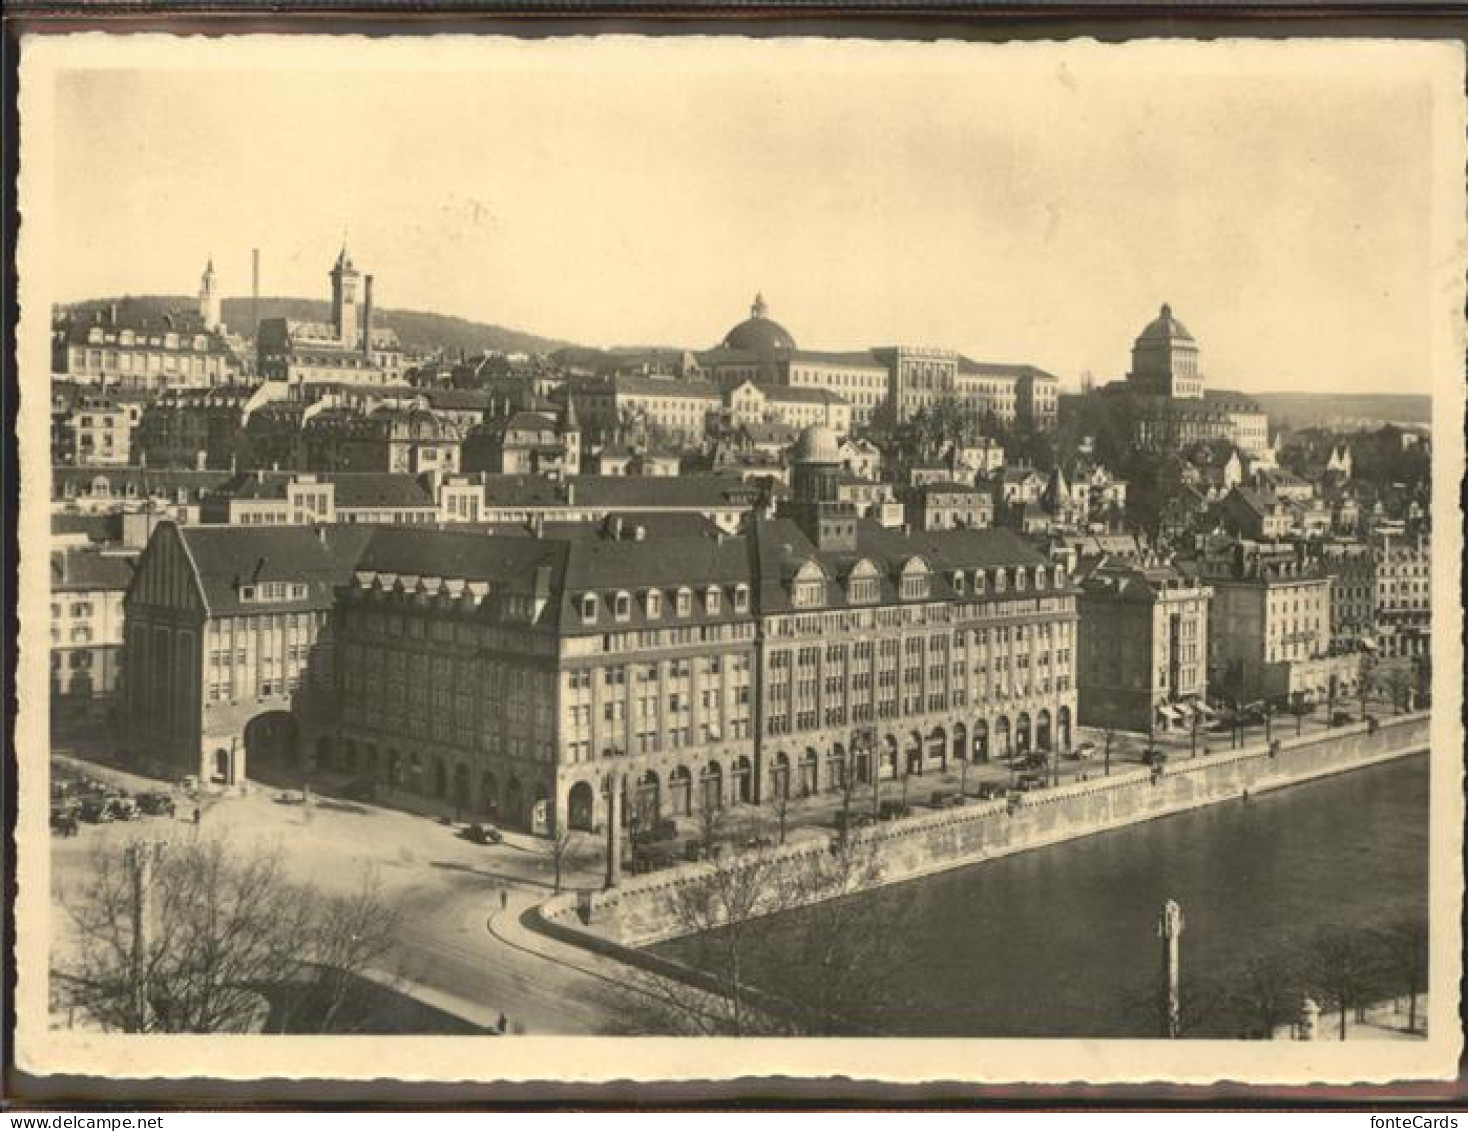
[[721, 293, 797, 355], [1127, 302, 1204, 399]]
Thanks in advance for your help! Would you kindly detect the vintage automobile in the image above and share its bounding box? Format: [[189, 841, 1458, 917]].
[[51, 806, 80, 837], [1016, 773, 1048, 792], [462, 822, 503, 845], [975, 782, 1008, 800], [105, 797, 140, 821], [877, 800, 911, 821], [1073, 741, 1098, 761], [135, 791, 176, 817], [77, 795, 114, 823]]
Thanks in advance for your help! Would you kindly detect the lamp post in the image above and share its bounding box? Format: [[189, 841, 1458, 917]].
[[1158, 898, 1185, 1039]]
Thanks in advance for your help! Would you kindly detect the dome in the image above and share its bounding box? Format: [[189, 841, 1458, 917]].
[[1137, 302, 1195, 343], [722, 292, 796, 354], [794, 424, 842, 465]]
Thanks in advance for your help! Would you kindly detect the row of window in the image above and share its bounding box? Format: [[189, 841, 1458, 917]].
[[580, 583, 751, 624]]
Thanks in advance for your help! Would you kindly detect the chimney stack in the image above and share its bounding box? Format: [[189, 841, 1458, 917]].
[[362, 274, 374, 359]]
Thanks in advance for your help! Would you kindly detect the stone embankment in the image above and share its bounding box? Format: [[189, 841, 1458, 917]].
[[533, 712, 1430, 951]]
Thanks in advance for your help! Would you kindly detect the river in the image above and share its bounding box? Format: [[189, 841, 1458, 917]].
[[654, 753, 1429, 1037]]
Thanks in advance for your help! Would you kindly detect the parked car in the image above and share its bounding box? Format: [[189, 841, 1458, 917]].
[[683, 839, 707, 862], [1331, 711, 1354, 727], [105, 797, 140, 821], [1073, 741, 1097, 761], [1143, 748, 1169, 768], [1016, 773, 1047, 792], [634, 818, 679, 846], [877, 800, 911, 821], [51, 806, 80, 837], [639, 846, 677, 871], [463, 822, 503, 845], [77, 796, 113, 823], [135, 791, 176, 817], [976, 782, 1008, 800]]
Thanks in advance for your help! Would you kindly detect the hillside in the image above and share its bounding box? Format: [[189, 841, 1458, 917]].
[[61, 295, 574, 358], [1255, 391, 1432, 430]]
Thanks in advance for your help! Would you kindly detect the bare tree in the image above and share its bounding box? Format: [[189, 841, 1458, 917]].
[[1372, 914, 1428, 1034], [1305, 927, 1379, 1040], [548, 826, 578, 895], [1227, 950, 1302, 1039], [54, 837, 400, 1034]]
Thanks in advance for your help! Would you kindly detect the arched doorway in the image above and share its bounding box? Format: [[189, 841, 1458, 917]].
[[952, 723, 967, 766], [244, 711, 298, 767], [670, 766, 693, 816], [532, 784, 550, 835], [905, 731, 923, 776], [994, 716, 1011, 761], [480, 771, 499, 816], [973, 720, 989, 762], [772, 752, 791, 800], [828, 744, 846, 793], [881, 735, 899, 780], [1057, 706, 1072, 751], [701, 762, 723, 811], [854, 744, 871, 785], [634, 770, 661, 827], [1037, 709, 1053, 753], [432, 757, 448, 798], [211, 747, 232, 784], [733, 756, 753, 804], [1016, 712, 1032, 756], [505, 777, 524, 827], [926, 726, 947, 773], [800, 748, 819, 797], [568, 781, 596, 831], [408, 752, 424, 793]]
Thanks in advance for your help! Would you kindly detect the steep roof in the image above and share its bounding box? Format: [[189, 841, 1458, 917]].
[[173, 524, 374, 616], [52, 548, 136, 593]]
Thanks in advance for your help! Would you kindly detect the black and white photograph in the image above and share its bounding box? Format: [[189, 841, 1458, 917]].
[[11, 29, 1465, 1090]]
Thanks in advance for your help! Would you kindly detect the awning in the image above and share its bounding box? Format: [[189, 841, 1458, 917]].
[[1193, 702, 1218, 718], [1158, 704, 1184, 723], [1360, 637, 1379, 652]]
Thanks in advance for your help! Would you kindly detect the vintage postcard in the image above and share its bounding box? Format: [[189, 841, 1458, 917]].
[[11, 31, 1466, 1092]]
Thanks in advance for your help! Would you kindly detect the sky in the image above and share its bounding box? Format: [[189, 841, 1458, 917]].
[[45, 36, 1455, 394]]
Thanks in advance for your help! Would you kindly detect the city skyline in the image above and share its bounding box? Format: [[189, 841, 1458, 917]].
[[49, 37, 1451, 396]]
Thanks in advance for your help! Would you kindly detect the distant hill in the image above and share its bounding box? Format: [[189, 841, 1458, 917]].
[[60, 295, 574, 358], [1255, 391, 1432, 430]]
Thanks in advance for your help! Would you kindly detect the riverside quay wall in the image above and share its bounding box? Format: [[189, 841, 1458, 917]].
[[537, 712, 1430, 949]]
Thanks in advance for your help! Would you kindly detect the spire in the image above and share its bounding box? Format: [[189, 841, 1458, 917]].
[[1160, 302, 1172, 320], [750, 292, 767, 319], [561, 394, 581, 433]]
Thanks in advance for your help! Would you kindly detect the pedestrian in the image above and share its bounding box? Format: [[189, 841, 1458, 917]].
[[500, 888, 509, 911], [497, 1012, 508, 1034], [193, 805, 201, 825]]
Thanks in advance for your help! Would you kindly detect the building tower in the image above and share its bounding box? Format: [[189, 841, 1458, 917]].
[[330, 244, 362, 350], [198, 256, 223, 332], [785, 424, 858, 552], [1127, 303, 1204, 400]]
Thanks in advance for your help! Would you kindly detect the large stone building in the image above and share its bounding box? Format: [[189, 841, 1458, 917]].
[[51, 548, 134, 729], [121, 524, 374, 787], [1098, 304, 1270, 457], [122, 427, 1079, 834], [1371, 529, 1431, 659], [1197, 555, 1359, 703], [52, 290, 242, 390], [569, 374, 721, 446], [1075, 558, 1212, 734], [256, 246, 405, 385]]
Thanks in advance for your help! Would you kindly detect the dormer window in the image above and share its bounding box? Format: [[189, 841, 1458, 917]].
[[580, 593, 598, 624], [705, 587, 722, 616], [792, 561, 827, 609], [1055, 565, 1066, 587], [613, 591, 632, 622], [1035, 568, 1047, 591], [847, 559, 881, 605], [676, 588, 693, 617], [973, 570, 987, 595], [1015, 568, 1027, 592], [645, 589, 663, 619], [733, 584, 750, 614], [994, 568, 1007, 593], [951, 571, 966, 595], [899, 557, 931, 601]]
